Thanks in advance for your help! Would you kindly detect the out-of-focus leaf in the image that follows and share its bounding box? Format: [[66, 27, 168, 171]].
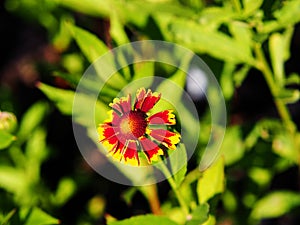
[[17, 101, 49, 144], [242, 0, 263, 16], [269, 33, 284, 86], [282, 26, 294, 61], [272, 133, 299, 164], [262, 0, 300, 33], [61, 53, 84, 74], [0, 130, 15, 150], [201, 214, 216, 225], [248, 167, 272, 187], [285, 73, 300, 86], [170, 144, 187, 188], [68, 24, 127, 89], [167, 18, 255, 64], [251, 191, 300, 219], [220, 126, 244, 165], [0, 167, 26, 194], [37, 83, 74, 115], [0, 208, 16, 225], [38, 82, 109, 125], [229, 21, 253, 59], [222, 190, 237, 212], [68, 23, 108, 62], [233, 65, 250, 87], [108, 215, 179, 225], [186, 203, 209, 225], [197, 157, 225, 204], [52, 177, 77, 206], [19, 207, 60, 225], [277, 88, 300, 104], [110, 11, 129, 46], [220, 62, 235, 100]]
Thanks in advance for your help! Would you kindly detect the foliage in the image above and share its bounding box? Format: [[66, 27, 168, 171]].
[[1, 0, 300, 224]]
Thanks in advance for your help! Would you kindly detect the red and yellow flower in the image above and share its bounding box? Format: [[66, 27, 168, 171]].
[[98, 88, 181, 166]]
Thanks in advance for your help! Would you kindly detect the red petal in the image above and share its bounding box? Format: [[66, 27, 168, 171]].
[[139, 137, 164, 163], [122, 141, 139, 165], [135, 88, 161, 113], [147, 110, 176, 125], [149, 129, 181, 150], [98, 123, 119, 152], [109, 95, 132, 114]]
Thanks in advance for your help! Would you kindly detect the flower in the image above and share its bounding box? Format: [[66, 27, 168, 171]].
[[98, 88, 181, 166]]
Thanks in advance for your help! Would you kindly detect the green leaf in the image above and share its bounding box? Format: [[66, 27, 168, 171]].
[[38, 83, 109, 125], [269, 33, 284, 86], [37, 83, 74, 115], [167, 18, 255, 64], [108, 215, 178, 225], [19, 207, 60, 225], [220, 62, 235, 100], [262, 0, 300, 33], [170, 144, 188, 188], [220, 126, 245, 165], [0, 166, 26, 194], [186, 203, 209, 225], [68, 24, 127, 89], [0, 208, 16, 225], [242, 0, 263, 16], [251, 191, 300, 219], [17, 101, 49, 144], [197, 157, 225, 204], [0, 130, 15, 150]]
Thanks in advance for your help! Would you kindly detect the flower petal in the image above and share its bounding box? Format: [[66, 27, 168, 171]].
[[98, 123, 119, 150], [122, 141, 139, 166], [139, 137, 164, 163], [148, 129, 181, 150], [109, 95, 132, 114], [135, 88, 161, 113], [147, 110, 176, 125]]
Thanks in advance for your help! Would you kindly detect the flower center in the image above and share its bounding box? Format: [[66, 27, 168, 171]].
[[119, 110, 147, 139]]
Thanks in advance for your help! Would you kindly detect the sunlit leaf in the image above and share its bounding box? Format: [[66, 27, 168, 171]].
[[251, 191, 300, 219], [108, 215, 179, 225], [0, 166, 26, 194], [197, 157, 225, 204]]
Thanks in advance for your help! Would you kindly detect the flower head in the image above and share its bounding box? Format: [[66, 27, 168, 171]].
[[98, 88, 181, 166]]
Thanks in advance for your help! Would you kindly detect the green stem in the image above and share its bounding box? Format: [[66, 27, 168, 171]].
[[158, 162, 189, 216], [254, 44, 295, 134]]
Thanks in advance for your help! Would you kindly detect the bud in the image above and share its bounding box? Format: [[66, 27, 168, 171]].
[[0, 111, 17, 133]]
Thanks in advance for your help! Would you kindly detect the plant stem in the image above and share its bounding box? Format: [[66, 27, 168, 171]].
[[158, 162, 189, 216], [254, 43, 295, 134]]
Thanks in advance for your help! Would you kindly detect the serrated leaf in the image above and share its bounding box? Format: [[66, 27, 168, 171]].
[[0, 130, 15, 150], [251, 191, 300, 219], [197, 157, 225, 204], [108, 215, 178, 225], [186, 203, 209, 225], [20, 207, 60, 225]]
